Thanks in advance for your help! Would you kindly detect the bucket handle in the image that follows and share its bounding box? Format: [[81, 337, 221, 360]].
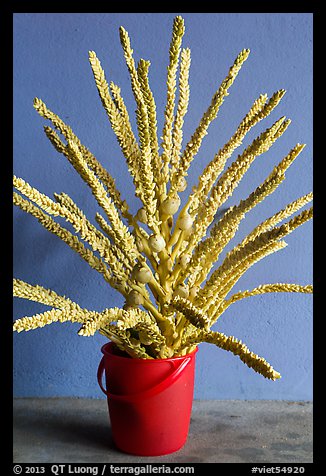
[[97, 355, 192, 402]]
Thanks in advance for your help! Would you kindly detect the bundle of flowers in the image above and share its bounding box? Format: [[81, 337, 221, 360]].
[[13, 16, 313, 381]]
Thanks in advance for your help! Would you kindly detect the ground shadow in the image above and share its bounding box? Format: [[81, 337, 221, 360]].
[[14, 409, 121, 454]]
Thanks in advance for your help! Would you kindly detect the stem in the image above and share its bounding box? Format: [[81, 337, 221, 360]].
[[148, 276, 167, 300], [170, 230, 185, 263], [160, 214, 171, 243], [132, 221, 158, 271], [167, 263, 183, 288], [171, 315, 188, 350], [167, 228, 182, 253]]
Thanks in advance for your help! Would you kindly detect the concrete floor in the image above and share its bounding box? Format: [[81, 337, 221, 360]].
[[13, 398, 312, 464]]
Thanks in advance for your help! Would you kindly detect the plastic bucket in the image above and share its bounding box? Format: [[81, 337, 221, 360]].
[[97, 342, 197, 456]]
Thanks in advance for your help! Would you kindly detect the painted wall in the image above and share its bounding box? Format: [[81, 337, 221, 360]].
[[13, 13, 313, 400]]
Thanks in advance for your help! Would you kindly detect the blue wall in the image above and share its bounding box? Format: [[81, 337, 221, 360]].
[[13, 13, 313, 400]]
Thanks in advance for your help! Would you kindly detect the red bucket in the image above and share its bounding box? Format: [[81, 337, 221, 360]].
[[97, 342, 197, 456]]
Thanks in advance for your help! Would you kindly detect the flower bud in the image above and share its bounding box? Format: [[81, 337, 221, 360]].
[[173, 284, 189, 299], [160, 196, 181, 215], [178, 253, 191, 268], [136, 207, 148, 223], [148, 234, 166, 253], [126, 290, 144, 306], [178, 212, 193, 230], [177, 176, 187, 192], [132, 265, 152, 284]]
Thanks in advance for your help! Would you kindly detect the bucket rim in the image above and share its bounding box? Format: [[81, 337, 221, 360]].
[[101, 341, 198, 363]]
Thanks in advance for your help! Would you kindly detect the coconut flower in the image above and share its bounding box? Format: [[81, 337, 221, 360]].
[[13, 16, 312, 380]]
